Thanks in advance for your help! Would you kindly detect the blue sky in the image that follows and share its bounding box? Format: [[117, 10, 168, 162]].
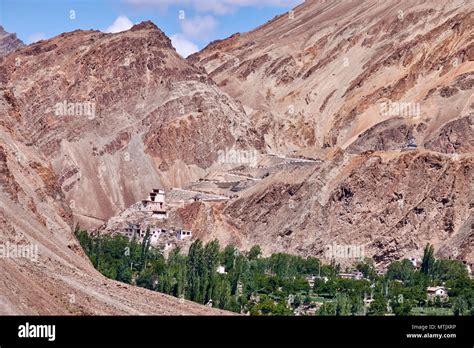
[[0, 0, 303, 57]]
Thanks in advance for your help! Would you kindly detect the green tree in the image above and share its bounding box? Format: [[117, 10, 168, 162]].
[[168, 248, 187, 297], [187, 240, 204, 302], [421, 243, 435, 276], [391, 295, 412, 316], [350, 296, 364, 316], [221, 244, 237, 272], [453, 296, 468, 316], [335, 293, 351, 316], [117, 261, 132, 283], [248, 245, 261, 261], [250, 295, 292, 316], [356, 259, 378, 280], [203, 239, 220, 303], [139, 228, 152, 271], [318, 301, 336, 316], [432, 259, 469, 284], [386, 260, 414, 283], [367, 293, 387, 316]]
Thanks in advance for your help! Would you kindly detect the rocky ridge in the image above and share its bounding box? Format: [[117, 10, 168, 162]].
[[0, 26, 24, 56]]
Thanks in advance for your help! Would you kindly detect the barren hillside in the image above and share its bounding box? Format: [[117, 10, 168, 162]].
[[190, 0, 473, 153], [0, 22, 242, 315], [0, 0, 473, 314], [184, 0, 474, 265], [0, 135, 231, 314], [0, 21, 261, 229]]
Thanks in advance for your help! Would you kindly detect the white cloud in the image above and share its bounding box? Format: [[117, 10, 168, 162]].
[[181, 15, 218, 40], [170, 33, 199, 58], [27, 32, 47, 44], [124, 0, 303, 15], [106, 15, 134, 33]]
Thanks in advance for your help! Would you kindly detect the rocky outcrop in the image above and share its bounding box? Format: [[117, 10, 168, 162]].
[[0, 127, 229, 314], [0, 145, 20, 201], [425, 114, 474, 154], [216, 150, 473, 266], [0, 26, 24, 56]]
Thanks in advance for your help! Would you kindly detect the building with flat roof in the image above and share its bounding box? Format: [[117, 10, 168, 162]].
[[141, 188, 167, 219], [176, 229, 192, 241], [338, 271, 364, 280], [124, 223, 165, 246]]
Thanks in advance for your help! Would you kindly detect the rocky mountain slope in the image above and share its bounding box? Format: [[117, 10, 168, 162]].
[[0, 125, 231, 314], [190, 0, 474, 154], [0, 21, 261, 228], [104, 146, 473, 268], [0, 26, 24, 56], [0, 0, 473, 314], [219, 150, 473, 265], [0, 22, 244, 314], [184, 0, 474, 265]]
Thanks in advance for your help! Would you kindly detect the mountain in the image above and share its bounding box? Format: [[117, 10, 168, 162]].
[[189, 0, 473, 154], [183, 0, 474, 265], [1, 0, 473, 314], [0, 21, 244, 314], [0, 26, 24, 56], [0, 21, 261, 229]]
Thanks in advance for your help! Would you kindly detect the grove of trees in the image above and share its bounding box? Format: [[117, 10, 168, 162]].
[[75, 227, 474, 316]]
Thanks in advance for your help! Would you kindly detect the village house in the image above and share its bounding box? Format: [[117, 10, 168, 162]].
[[125, 223, 156, 244], [338, 271, 364, 280], [121, 189, 194, 247], [427, 286, 448, 300], [124, 223, 165, 246], [408, 256, 421, 268], [141, 189, 167, 219], [217, 265, 227, 274], [176, 229, 193, 241], [150, 229, 166, 245], [124, 223, 142, 239]]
